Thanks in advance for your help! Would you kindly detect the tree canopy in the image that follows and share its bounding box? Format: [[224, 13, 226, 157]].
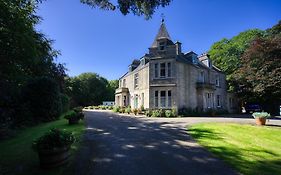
[[0, 0, 67, 127], [208, 29, 265, 91], [209, 21, 281, 114], [235, 21, 281, 114], [80, 0, 172, 19], [66, 73, 118, 107]]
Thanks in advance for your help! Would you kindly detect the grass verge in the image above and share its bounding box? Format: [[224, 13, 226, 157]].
[[0, 111, 85, 175], [188, 123, 281, 175]]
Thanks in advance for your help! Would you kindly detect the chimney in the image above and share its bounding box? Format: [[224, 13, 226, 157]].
[[175, 41, 182, 55]]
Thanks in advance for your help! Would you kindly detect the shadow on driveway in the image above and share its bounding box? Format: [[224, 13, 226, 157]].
[[67, 111, 238, 175]]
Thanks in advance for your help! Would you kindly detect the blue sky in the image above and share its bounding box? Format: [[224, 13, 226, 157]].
[[36, 0, 281, 80]]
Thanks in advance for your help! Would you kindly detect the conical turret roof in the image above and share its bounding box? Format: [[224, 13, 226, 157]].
[[151, 21, 172, 48]]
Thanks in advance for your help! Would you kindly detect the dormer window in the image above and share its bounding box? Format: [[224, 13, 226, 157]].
[[159, 41, 165, 51]]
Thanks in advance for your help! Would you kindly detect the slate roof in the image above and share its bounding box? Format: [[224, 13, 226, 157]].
[[151, 22, 172, 48]]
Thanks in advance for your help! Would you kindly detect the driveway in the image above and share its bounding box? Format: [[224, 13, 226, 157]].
[[69, 110, 248, 175]]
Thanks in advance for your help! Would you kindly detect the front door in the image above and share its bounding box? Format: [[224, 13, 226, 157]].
[[134, 95, 138, 109]]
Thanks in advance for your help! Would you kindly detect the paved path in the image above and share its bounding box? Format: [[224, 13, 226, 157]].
[[70, 110, 261, 175]]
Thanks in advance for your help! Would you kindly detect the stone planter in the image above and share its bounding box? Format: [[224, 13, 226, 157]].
[[255, 118, 266, 126], [38, 146, 71, 168]]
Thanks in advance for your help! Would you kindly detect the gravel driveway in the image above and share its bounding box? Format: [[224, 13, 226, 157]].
[[68, 110, 249, 175]]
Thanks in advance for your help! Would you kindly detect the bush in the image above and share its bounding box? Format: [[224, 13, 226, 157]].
[[60, 93, 70, 113], [165, 110, 172, 117], [99, 105, 106, 110], [113, 106, 120, 113], [132, 108, 138, 115], [23, 77, 62, 122], [145, 110, 152, 117], [120, 107, 125, 113], [125, 106, 131, 114], [32, 128, 75, 151], [171, 108, 177, 117], [152, 110, 161, 117], [64, 110, 84, 121], [108, 106, 113, 110], [140, 105, 145, 111], [73, 106, 83, 113]]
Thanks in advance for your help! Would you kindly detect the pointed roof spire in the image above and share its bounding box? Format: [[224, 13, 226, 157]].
[[151, 15, 172, 48]]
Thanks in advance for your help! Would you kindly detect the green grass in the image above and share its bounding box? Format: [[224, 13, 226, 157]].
[[188, 123, 281, 175], [0, 111, 85, 175]]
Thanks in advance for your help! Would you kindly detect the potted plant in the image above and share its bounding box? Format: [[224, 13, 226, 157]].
[[252, 112, 270, 125], [64, 111, 83, 124], [132, 108, 138, 115], [32, 128, 75, 168]]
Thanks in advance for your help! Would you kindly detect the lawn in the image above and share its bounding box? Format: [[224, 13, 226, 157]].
[[188, 123, 281, 175], [0, 111, 85, 175]]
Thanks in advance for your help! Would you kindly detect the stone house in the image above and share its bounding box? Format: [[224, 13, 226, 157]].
[[115, 20, 237, 113]]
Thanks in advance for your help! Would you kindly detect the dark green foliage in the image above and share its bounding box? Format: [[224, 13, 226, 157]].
[[208, 29, 265, 91], [23, 77, 62, 122], [145, 110, 152, 117], [125, 106, 131, 114], [235, 22, 281, 115], [113, 106, 120, 113], [32, 128, 75, 151], [73, 106, 83, 113], [64, 110, 84, 121], [80, 0, 172, 19], [66, 73, 118, 106], [178, 107, 228, 117], [0, 0, 66, 128], [60, 94, 70, 113]]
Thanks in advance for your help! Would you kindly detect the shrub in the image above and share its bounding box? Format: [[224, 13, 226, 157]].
[[32, 128, 75, 151], [60, 93, 70, 113], [73, 106, 83, 113], [178, 107, 199, 116], [120, 107, 125, 113], [132, 108, 138, 115], [140, 105, 145, 111], [113, 106, 120, 113], [252, 112, 271, 118], [64, 111, 84, 121], [23, 77, 62, 122], [108, 106, 113, 110], [152, 110, 161, 117], [171, 108, 177, 117], [145, 110, 152, 117], [100, 105, 106, 110], [165, 110, 172, 117], [125, 106, 131, 114]]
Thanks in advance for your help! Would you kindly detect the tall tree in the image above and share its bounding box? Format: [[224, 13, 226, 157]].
[[67, 73, 109, 106], [0, 0, 66, 126], [235, 21, 281, 115], [208, 29, 265, 91], [80, 0, 172, 19]]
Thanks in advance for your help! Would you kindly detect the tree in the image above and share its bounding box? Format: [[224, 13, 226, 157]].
[[208, 29, 265, 91], [106, 80, 119, 100], [0, 0, 66, 127], [235, 22, 281, 115], [67, 73, 109, 106], [80, 0, 172, 19]]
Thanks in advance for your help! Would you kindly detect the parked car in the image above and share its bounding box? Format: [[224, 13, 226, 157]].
[[242, 104, 262, 114]]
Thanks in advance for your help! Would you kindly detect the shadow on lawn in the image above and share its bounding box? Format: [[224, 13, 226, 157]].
[[188, 127, 281, 175]]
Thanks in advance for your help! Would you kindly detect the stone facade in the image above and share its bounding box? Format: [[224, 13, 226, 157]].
[[115, 21, 237, 113]]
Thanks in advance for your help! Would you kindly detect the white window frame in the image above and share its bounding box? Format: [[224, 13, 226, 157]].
[[134, 73, 139, 89]]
